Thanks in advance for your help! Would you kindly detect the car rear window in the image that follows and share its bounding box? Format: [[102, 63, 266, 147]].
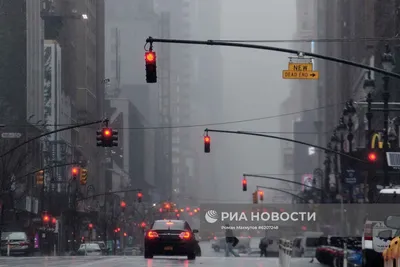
[[305, 237, 320, 247], [152, 221, 185, 230]]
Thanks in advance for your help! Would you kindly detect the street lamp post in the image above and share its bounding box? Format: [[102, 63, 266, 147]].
[[331, 130, 340, 195], [381, 45, 396, 186], [324, 143, 332, 202], [343, 100, 357, 202]]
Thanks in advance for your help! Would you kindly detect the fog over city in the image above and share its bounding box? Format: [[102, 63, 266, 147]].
[[105, 0, 297, 204]]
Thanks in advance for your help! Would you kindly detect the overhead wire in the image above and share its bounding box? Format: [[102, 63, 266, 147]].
[[4, 99, 351, 130]]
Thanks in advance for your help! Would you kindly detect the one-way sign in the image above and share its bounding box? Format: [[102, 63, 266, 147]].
[[1, 132, 22, 138]]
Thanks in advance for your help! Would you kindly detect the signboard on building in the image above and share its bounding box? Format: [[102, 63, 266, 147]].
[[301, 174, 313, 191]]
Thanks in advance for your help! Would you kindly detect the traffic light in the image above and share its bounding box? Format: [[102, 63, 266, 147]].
[[252, 191, 258, 204], [137, 192, 143, 203], [71, 167, 79, 180], [51, 217, 57, 225], [120, 201, 126, 212], [123, 232, 127, 237], [368, 151, 377, 162], [36, 170, 44, 185], [145, 51, 157, 83], [204, 136, 211, 153], [88, 223, 93, 230], [242, 177, 247, 191], [97, 128, 118, 147], [112, 130, 118, 147], [42, 211, 50, 225], [80, 168, 88, 185], [259, 191, 264, 201]]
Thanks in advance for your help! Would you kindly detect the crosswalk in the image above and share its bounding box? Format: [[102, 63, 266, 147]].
[[0, 256, 323, 267]]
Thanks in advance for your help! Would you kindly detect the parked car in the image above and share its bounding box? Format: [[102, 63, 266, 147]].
[[1, 231, 31, 256]]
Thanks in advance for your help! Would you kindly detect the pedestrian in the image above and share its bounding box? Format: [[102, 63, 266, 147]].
[[259, 235, 269, 257], [224, 224, 240, 257]]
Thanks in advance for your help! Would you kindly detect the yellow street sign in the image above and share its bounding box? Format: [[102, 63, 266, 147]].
[[282, 70, 319, 80], [288, 63, 313, 72]]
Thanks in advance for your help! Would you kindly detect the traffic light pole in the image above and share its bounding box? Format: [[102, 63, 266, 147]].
[[0, 119, 106, 158], [145, 37, 400, 80], [256, 185, 308, 202], [205, 129, 366, 163]]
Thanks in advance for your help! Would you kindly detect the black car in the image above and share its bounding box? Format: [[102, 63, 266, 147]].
[[144, 219, 199, 260]]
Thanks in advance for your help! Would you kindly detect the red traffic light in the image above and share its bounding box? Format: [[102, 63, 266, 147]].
[[114, 229, 118, 233], [137, 192, 143, 198], [51, 217, 56, 224], [145, 51, 156, 63], [88, 223, 93, 229], [72, 167, 79, 175], [103, 128, 111, 137], [117, 227, 121, 232], [204, 136, 210, 143], [43, 215, 50, 222], [123, 232, 127, 237], [368, 152, 377, 162], [141, 222, 146, 228], [120, 201, 126, 208]]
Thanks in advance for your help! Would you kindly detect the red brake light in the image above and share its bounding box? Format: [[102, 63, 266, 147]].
[[179, 231, 191, 239], [364, 222, 373, 240], [147, 231, 159, 239]]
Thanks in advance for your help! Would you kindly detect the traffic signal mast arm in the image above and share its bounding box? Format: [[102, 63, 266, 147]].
[[145, 37, 400, 80], [205, 129, 366, 163], [244, 173, 325, 193], [256, 185, 308, 202], [76, 188, 142, 202], [1, 119, 105, 158]]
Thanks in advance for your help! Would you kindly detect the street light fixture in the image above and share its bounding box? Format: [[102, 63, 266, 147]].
[[81, 14, 88, 20]]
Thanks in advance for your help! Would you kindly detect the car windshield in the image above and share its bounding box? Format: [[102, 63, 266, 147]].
[[152, 221, 185, 230], [1, 232, 26, 240]]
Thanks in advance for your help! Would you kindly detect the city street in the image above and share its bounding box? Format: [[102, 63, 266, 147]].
[[0, 242, 322, 267]]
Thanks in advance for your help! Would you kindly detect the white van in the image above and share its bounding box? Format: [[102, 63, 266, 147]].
[[292, 231, 324, 258]]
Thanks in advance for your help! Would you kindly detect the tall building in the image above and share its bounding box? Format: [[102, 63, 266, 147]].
[[0, 0, 44, 223], [42, 0, 106, 199], [105, 0, 171, 201], [155, 0, 193, 205], [279, 0, 319, 191], [189, 0, 222, 202]]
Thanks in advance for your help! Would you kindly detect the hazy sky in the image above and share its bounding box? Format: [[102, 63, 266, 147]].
[[216, 0, 296, 201]]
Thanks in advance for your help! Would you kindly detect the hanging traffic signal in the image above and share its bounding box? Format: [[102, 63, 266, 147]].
[[42, 211, 50, 225], [204, 136, 211, 153], [120, 201, 126, 212], [242, 177, 247, 191], [80, 168, 88, 185], [252, 191, 258, 204], [368, 151, 377, 162], [137, 192, 143, 203], [97, 128, 117, 147], [72, 167, 79, 179], [36, 170, 44, 185], [112, 130, 118, 147], [88, 223, 93, 230], [51, 217, 56, 225], [145, 51, 157, 83], [259, 191, 264, 201]]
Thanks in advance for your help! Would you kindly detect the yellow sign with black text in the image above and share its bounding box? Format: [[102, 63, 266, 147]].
[[282, 70, 319, 80], [371, 133, 391, 149], [288, 63, 313, 72]]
